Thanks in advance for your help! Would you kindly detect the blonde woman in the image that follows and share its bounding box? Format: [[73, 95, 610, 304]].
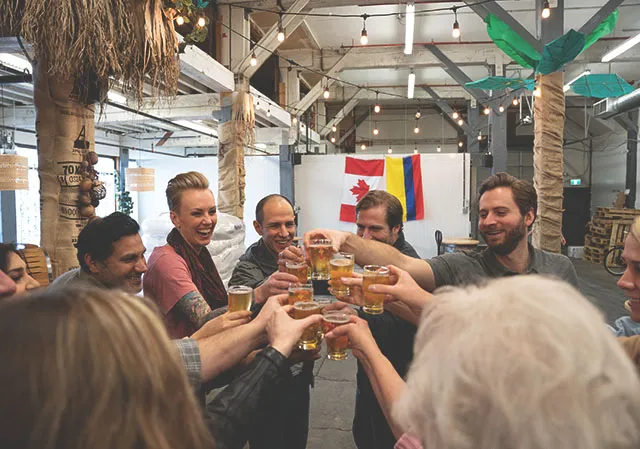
[[0, 287, 321, 449], [611, 216, 640, 336], [144, 171, 248, 339], [326, 276, 640, 449]]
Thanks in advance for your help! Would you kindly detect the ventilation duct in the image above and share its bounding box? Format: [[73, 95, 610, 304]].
[[593, 88, 640, 119]]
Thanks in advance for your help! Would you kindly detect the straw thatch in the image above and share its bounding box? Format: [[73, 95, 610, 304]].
[[0, 0, 180, 104]]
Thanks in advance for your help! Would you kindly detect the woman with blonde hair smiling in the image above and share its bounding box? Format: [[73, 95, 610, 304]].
[[326, 275, 640, 449]]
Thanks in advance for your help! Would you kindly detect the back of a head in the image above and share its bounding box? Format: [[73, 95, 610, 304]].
[[165, 171, 210, 212], [355, 190, 404, 230], [76, 212, 140, 271], [395, 275, 640, 449], [0, 287, 212, 449], [478, 172, 537, 221]]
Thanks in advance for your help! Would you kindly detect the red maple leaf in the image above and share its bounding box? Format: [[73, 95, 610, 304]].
[[350, 179, 371, 202]]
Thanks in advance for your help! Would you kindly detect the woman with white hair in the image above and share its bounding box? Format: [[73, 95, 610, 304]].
[[326, 275, 640, 449]]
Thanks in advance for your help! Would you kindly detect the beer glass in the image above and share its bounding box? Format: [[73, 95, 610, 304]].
[[293, 301, 322, 350], [362, 265, 390, 315], [329, 252, 354, 296], [323, 312, 350, 360], [309, 238, 333, 280], [314, 296, 334, 338], [285, 260, 309, 284], [228, 285, 253, 312], [288, 283, 313, 305]]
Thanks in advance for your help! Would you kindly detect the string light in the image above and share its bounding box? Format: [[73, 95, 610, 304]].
[[477, 131, 483, 141], [483, 106, 490, 115], [373, 123, 379, 135], [292, 117, 297, 125], [387, 147, 393, 154], [176, 16, 185, 26], [331, 124, 337, 132], [415, 108, 421, 119], [457, 118, 464, 126], [512, 97, 519, 106], [414, 144, 419, 154], [330, 135, 336, 143], [323, 85, 330, 99], [266, 107, 271, 117], [360, 15, 369, 45], [541, 1, 551, 19], [452, 110, 459, 119], [458, 140, 464, 148], [452, 7, 461, 39], [197, 16, 206, 27], [250, 52, 257, 66], [498, 105, 505, 112], [533, 86, 542, 98], [374, 92, 381, 113], [414, 120, 420, 134], [277, 13, 285, 42], [361, 143, 367, 150], [437, 145, 442, 152]]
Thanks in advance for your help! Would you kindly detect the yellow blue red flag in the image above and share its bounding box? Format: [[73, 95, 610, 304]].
[[385, 154, 424, 221]]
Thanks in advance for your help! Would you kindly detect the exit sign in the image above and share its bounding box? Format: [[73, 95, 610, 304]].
[[570, 179, 581, 186]]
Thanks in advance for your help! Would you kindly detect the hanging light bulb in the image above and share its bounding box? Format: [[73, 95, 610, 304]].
[[415, 108, 421, 119], [330, 136, 336, 143], [360, 15, 369, 45], [437, 145, 442, 152], [323, 86, 330, 99], [541, 1, 551, 19], [373, 124, 379, 136], [292, 117, 297, 125], [457, 118, 464, 126], [414, 125, 420, 134], [477, 131, 483, 141], [414, 149, 419, 154], [266, 107, 271, 117], [176, 15, 185, 26], [374, 92, 381, 113], [458, 140, 464, 148], [483, 106, 490, 115], [331, 124, 337, 133], [512, 97, 519, 106], [387, 147, 393, 154], [452, 110, 459, 120], [197, 16, 206, 27], [533, 86, 542, 98], [498, 105, 505, 112], [452, 7, 461, 39], [361, 143, 367, 150], [277, 13, 285, 42], [250, 52, 257, 66]]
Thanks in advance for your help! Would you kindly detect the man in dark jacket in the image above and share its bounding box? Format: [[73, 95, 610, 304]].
[[229, 194, 312, 449], [352, 190, 421, 449]]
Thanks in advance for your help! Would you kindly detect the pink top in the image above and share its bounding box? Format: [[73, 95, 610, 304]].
[[144, 245, 201, 339], [394, 433, 423, 449]]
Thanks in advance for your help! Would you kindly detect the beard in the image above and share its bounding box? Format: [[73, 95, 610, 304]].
[[481, 220, 527, 256]]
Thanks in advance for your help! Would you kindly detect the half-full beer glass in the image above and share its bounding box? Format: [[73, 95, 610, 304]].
[[362, 265, 390, 315], [309, 239, 332, 280], [293, 301, 322, 350], [228, 285, 253, 312], [330, 253, 354, 296], [285, 260, 309, 284], [288, 283, 313, 305], [323, 312, 350, 360]]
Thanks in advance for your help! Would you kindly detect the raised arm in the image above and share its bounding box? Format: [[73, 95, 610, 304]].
[[174, 291, 226, 330], [304, 229, 437, 291]]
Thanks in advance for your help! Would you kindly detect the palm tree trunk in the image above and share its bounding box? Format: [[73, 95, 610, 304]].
[[532, 71, 565, 253], [34, 60, 95, 277]]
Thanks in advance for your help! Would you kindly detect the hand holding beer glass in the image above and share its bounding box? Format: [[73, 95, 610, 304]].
[[309, 238, 333, 280], [329, 253, 354, 296], [322, 312, 350, 360], [293, 301, 322, 350], [285, 260, 309, 284], [288, 283, 313, 305], [362, 265, 391, 315], [228, 285, 253, 312]]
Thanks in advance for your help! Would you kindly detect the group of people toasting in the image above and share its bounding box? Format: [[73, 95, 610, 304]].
[[0, 170, 639, 449]]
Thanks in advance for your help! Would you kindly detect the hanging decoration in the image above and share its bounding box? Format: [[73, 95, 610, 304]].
[[567, 74, 635, 98], [537, 30, 585, 75], [165, 0, 211, 48], [465, 76, 535, 91]]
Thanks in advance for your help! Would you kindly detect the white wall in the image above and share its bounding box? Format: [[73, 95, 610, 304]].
[[135, 154, 280, 247], [294, 153, 471, 259]]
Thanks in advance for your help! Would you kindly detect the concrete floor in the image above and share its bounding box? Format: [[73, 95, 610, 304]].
[[305, 257, 630, 449]]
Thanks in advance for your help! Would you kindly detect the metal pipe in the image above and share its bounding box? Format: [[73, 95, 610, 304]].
[[594, 88, 640, 119], [0, 73, 33, 84]]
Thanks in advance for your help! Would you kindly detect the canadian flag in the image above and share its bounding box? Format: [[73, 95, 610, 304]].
[[340, 157, 385, 222]]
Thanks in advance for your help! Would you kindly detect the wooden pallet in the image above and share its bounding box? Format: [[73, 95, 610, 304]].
[[584, 254, 604, 264], [585, 245, 605, 256], [586, 235, 609, 246], [596, 207, 640, 216]]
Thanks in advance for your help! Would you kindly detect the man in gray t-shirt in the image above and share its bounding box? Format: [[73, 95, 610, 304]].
[[305, 172, 578, 292]]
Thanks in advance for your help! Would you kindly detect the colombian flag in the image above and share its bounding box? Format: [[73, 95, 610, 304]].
[[385, 155, 424, 221]]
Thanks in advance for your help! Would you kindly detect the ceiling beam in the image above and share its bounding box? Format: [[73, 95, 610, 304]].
[[180, 45, 235, 93], [292, 50, 351, 115], [424, 45, 490, 103], [219, 0, 410, 8], [578, 0, 624, 36], [422, 86, 474, 135], [236, 0, 310, 78], [337, 109, 369, 146], [328, 85, 469, 101], [321, 89, 362, 137], [463, 0, 543, 54]]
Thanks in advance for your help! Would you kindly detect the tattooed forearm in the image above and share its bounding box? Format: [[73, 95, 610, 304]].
[[175, 291, 215, 329]]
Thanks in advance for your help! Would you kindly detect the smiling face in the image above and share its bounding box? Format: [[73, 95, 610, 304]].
[[170, 188, 217, 251], [87, 234, 147, 294], [4, 251, 39, 297], [253, 197, 296, 254], [356, 205, 400, 245], [618, 234, 640, 319], [478, 187, 534, 256]]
